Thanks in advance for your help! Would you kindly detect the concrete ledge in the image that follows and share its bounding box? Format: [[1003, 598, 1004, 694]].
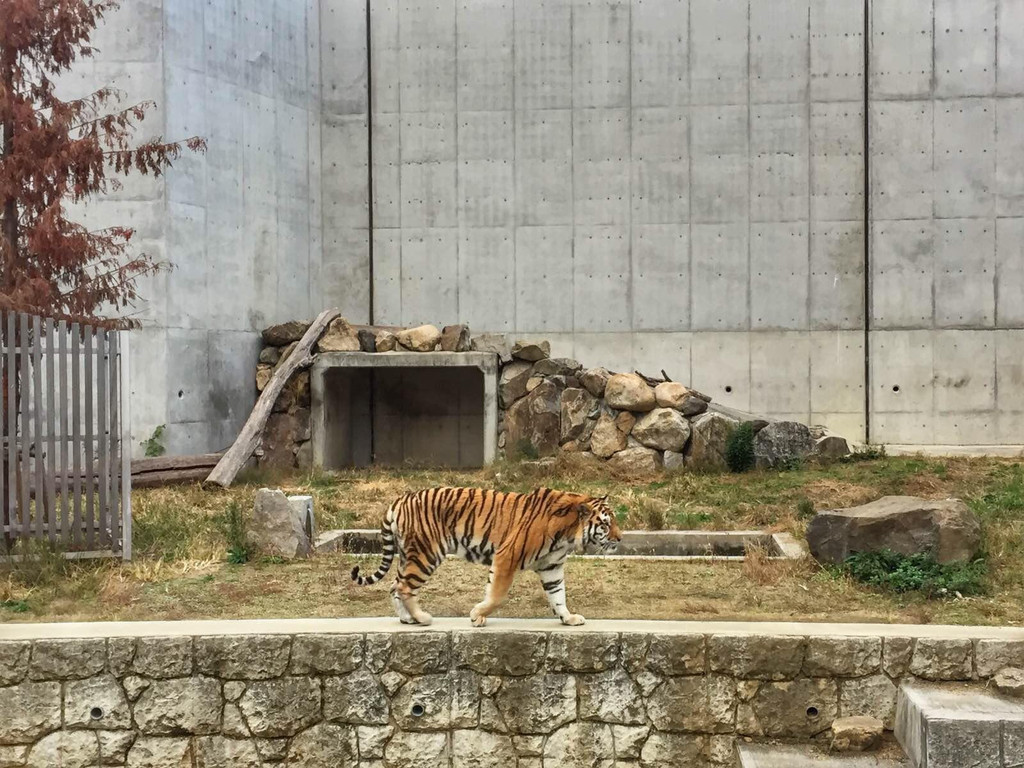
[[3, 617, 1024, 641], [884, 445, 1024, 458]]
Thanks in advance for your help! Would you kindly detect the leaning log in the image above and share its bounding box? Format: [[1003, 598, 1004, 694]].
[[205, 308, 340, 488], [131, 453, 224, 488]]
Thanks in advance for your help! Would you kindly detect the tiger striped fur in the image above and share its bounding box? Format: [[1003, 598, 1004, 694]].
[[351, 487, 622, 627]]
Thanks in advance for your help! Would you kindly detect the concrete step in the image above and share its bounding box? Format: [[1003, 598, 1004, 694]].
[[895, 682, 1024, 768], [736, 744, 909, 767]]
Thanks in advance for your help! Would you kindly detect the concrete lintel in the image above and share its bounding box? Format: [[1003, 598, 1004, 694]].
[[3, 617, 1024, 641]]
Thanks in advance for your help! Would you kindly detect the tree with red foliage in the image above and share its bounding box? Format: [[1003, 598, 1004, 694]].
[[0, 0, 205, 322]]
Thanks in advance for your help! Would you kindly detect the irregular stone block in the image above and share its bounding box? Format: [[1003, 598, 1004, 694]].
[[807, 496, 982, 566], [647, 675, 736, 733], [390, 633, 450, 675], [0, 642, 29, 685], [533, 357, 581, 377], [831, 716, 883, 752], [505, 380, 561, 456], [133, 637, 192, 679], [578, 669, 646, 725], [543, 722, 614, 767], [512, 735, 545, 757], [248, 488, 315, 559], [754, 421, 815, 468], [440, 324, 471, 352], [709, 635, 806, 680], [357, 725, 394, 759], [290, 634, 362, 675], [685, 412, 739, 470], [640, 732, 707, 767], [611, 724, 650, 760], [193, 736, 261, 768], [494, 675, 576, 734], [133, 677, 222, 735], [498, 361, 532, 407], [604, 373, 656, 412], [324, 668, 390, 724], [259, 346, 281, 365], [607, 446, 663, 477], [286, 723, 358, 768], [452, 631, 546, 676], [384, 731, 448, 768], [883, 636, 915, 678], [262, 321, 309, 346], [0, 681, 61, 743], [317, 317, 360, 352], [29, 639, 105, 680], [358, 328, 378, 352], [451, 729, 516, 768], [976, 640, 1024, 678], [547, 633, 619, 673], [126, 737, 192, 768], [560, 388, 598, 444], [803, 637, 881, 678], [590, 408, 632, 458], [663, 450, 685, 471], [995, 667, 1024, 698], [64, 674, 131, 730], [579, 368, 611, 398], [511, 340, 550, 362], [471, 333, 512, 363], [222, 703, 249, 738], [839, 674, 898, 728], [392, 673, 455, 730], [106, 638, 135, 679], [646, 634, 706, 676], [631, 407, 691, 452], [909, 638, 973, 681], [195, 635, 291, 680], [238, 677, 321, 737], [25, 731, 100, 768], [255, 738, 289, 762], [736, 678, 838, 738], [375, 330, 398, 352]]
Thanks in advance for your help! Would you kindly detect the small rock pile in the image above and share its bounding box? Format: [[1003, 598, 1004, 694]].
[[253, 318, 851, 474], [497, 339, 850, 476]]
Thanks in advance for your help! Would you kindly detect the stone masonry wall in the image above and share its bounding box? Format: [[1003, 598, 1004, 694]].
[[2, 626, 1021, 767]]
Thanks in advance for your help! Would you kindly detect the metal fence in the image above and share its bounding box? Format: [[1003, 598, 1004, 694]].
[[1, 311, 131, 560]]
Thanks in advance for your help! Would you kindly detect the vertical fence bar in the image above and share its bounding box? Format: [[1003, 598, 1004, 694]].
[[71, 322, 82, 549], [44, 319, 57, 543], [108, 332, 121, 555], [58, 320, 69, 547], [5, 312, 16, 538], [96, 329, 109, 548], [32, 315, 44, 540], [18, 313, 30, 538], [119, 331, 131, 561], [83, 324, 94, 549]]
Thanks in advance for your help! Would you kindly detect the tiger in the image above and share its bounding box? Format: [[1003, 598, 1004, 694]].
[[351, 487, 622, 627]]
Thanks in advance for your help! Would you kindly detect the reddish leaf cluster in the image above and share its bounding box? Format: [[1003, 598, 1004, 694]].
[[0, 0, 205, 324]]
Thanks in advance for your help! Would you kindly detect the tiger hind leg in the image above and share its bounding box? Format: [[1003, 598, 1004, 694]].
[[394, 549, 436, 626], [390, 580, 415, 624]]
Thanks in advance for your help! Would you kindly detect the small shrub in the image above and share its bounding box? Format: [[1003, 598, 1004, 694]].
[[841, 550, 987, 597], [0, 599, 30, 613], [1, 539, 70, 588], [796, 497, 816, 519], [142, 425, 166, 458], [725, 422, 756, 473], [641, 500, 667, 531], [512, 440, 540, 461], [224, 502, 251, 565], [839, 444, 887, 464]]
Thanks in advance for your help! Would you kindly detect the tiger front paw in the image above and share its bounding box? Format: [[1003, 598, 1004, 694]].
[[561, 613, 586, 626], [470, 606, 488, 627]]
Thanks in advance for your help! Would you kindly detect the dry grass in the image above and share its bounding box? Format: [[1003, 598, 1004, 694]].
[[3, 454, 1024, 626]]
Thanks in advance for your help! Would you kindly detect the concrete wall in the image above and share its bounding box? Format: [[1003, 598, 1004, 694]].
[[2, 619, 1024, 767]]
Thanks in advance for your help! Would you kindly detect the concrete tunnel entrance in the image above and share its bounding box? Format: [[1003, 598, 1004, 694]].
[[310, 352, 499, 469]]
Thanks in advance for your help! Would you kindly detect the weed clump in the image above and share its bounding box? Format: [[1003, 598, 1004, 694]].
[[725, 422, 756, 473], [796, 497, 816, 519], [840, 549, 987, 597], [223, 502, 250, 565]]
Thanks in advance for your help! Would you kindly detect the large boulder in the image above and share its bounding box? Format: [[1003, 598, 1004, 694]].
[[590, 409, 635, 459], [511, 340, 550, 362], [685, 412, 739, 470], [604, 373, 656, 412], [397, 324, 441, 352], [317, 317, 360, 352], [631, 408, 691, 452], [754, 421, 814, 468], [262, 320, 309, 346], [607, 447, 663, 477], [653, 382, 709, 417], [471, 333, 512, 363], [440, 324, 471, 352], [248, 489, 316, 559], [578, 368, 611, 398], [533, 357, 582, 377], [806, 496, 982, 565], [375, 330, 398, 352], [499, 361, 533, 408], [560, 388, 598, 444], [505, 381, 561, 457]]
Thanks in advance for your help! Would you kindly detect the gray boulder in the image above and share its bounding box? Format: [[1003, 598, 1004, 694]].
[[511, 339, 550, 362], [604, 373, 656, 412], [504, 381, 561, 457], [498, 361, 532, 408], [685, 412, 739, 470], [607, 447, 663, 477], [806, 496, 982, 566], [560, 388, 598, 444], [440, 324, 471, 352], [579, 368, 611, 398], [318, 317, 361, 352], [753, 421, 814, 468], [631, 408, 691, 452], [471, 333, 512, 364], [262, 320, 309, 346], [533, 357, 582, 377], [248, 489, 316, 559]]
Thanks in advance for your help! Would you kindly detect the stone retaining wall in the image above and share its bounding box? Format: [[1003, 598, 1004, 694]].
[[254, 318, 851, 473], [2, 621, 1020, 767]]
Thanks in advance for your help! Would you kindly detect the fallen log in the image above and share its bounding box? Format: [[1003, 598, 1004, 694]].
[[131, 453, 224, 488], [133, 467, 213, 488], [206, 308, 340, 488]]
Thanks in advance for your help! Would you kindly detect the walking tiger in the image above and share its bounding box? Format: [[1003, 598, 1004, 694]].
[[351, 487, 622, 626]]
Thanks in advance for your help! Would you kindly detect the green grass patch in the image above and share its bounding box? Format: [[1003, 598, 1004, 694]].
[[725, 422, 756, 473], [839, 550, 987, 597]]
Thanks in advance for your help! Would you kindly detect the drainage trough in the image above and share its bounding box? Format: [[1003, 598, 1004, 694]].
[[315, 529, 807, 561]]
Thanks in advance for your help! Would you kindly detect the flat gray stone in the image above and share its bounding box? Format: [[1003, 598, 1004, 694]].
[[737, 744, 908, 767]]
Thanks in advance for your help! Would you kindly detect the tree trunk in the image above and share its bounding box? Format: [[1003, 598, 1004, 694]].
[[0, 46, 18, 289]]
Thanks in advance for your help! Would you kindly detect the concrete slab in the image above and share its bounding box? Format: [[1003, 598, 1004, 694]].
[[870, 101, 934, 221], [737, 744, 908, 768], [690, 0, 748, 105], [869, 0, 933, 99], [750, 222, 809, 330], [934, 0, 997, 98], [810, 221, 865, 330], [750, 0, 810, 104], [691, 224, 749, 331], [630, 0, 688, 107], [896, 683, 1024, 768], [810, 0, 865, 102], [514, 226, 574, 332]]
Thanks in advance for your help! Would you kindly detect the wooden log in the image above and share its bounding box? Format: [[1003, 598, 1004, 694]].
[[131, 452, 223, 474], [205, 308, 340, 488], [132, 467, 211, 488]]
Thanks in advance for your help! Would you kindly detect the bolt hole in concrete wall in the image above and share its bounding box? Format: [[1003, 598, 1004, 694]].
[[322, 367, 485, 469]]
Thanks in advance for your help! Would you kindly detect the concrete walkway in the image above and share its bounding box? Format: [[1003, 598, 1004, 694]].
[[2, 617, 1024, 640]]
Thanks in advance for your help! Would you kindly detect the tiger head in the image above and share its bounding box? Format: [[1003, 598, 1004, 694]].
[[580, 495, 622, 554]]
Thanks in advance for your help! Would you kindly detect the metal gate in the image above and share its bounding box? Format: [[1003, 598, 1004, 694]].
[[1, 310, 131, 560]]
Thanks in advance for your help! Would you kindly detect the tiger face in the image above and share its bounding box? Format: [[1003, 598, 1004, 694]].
[[582, 496, 622, 554]]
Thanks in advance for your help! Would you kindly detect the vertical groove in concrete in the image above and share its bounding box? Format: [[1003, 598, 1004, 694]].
[[366, 0, 375, 325], [863, 0, 872, 443]]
